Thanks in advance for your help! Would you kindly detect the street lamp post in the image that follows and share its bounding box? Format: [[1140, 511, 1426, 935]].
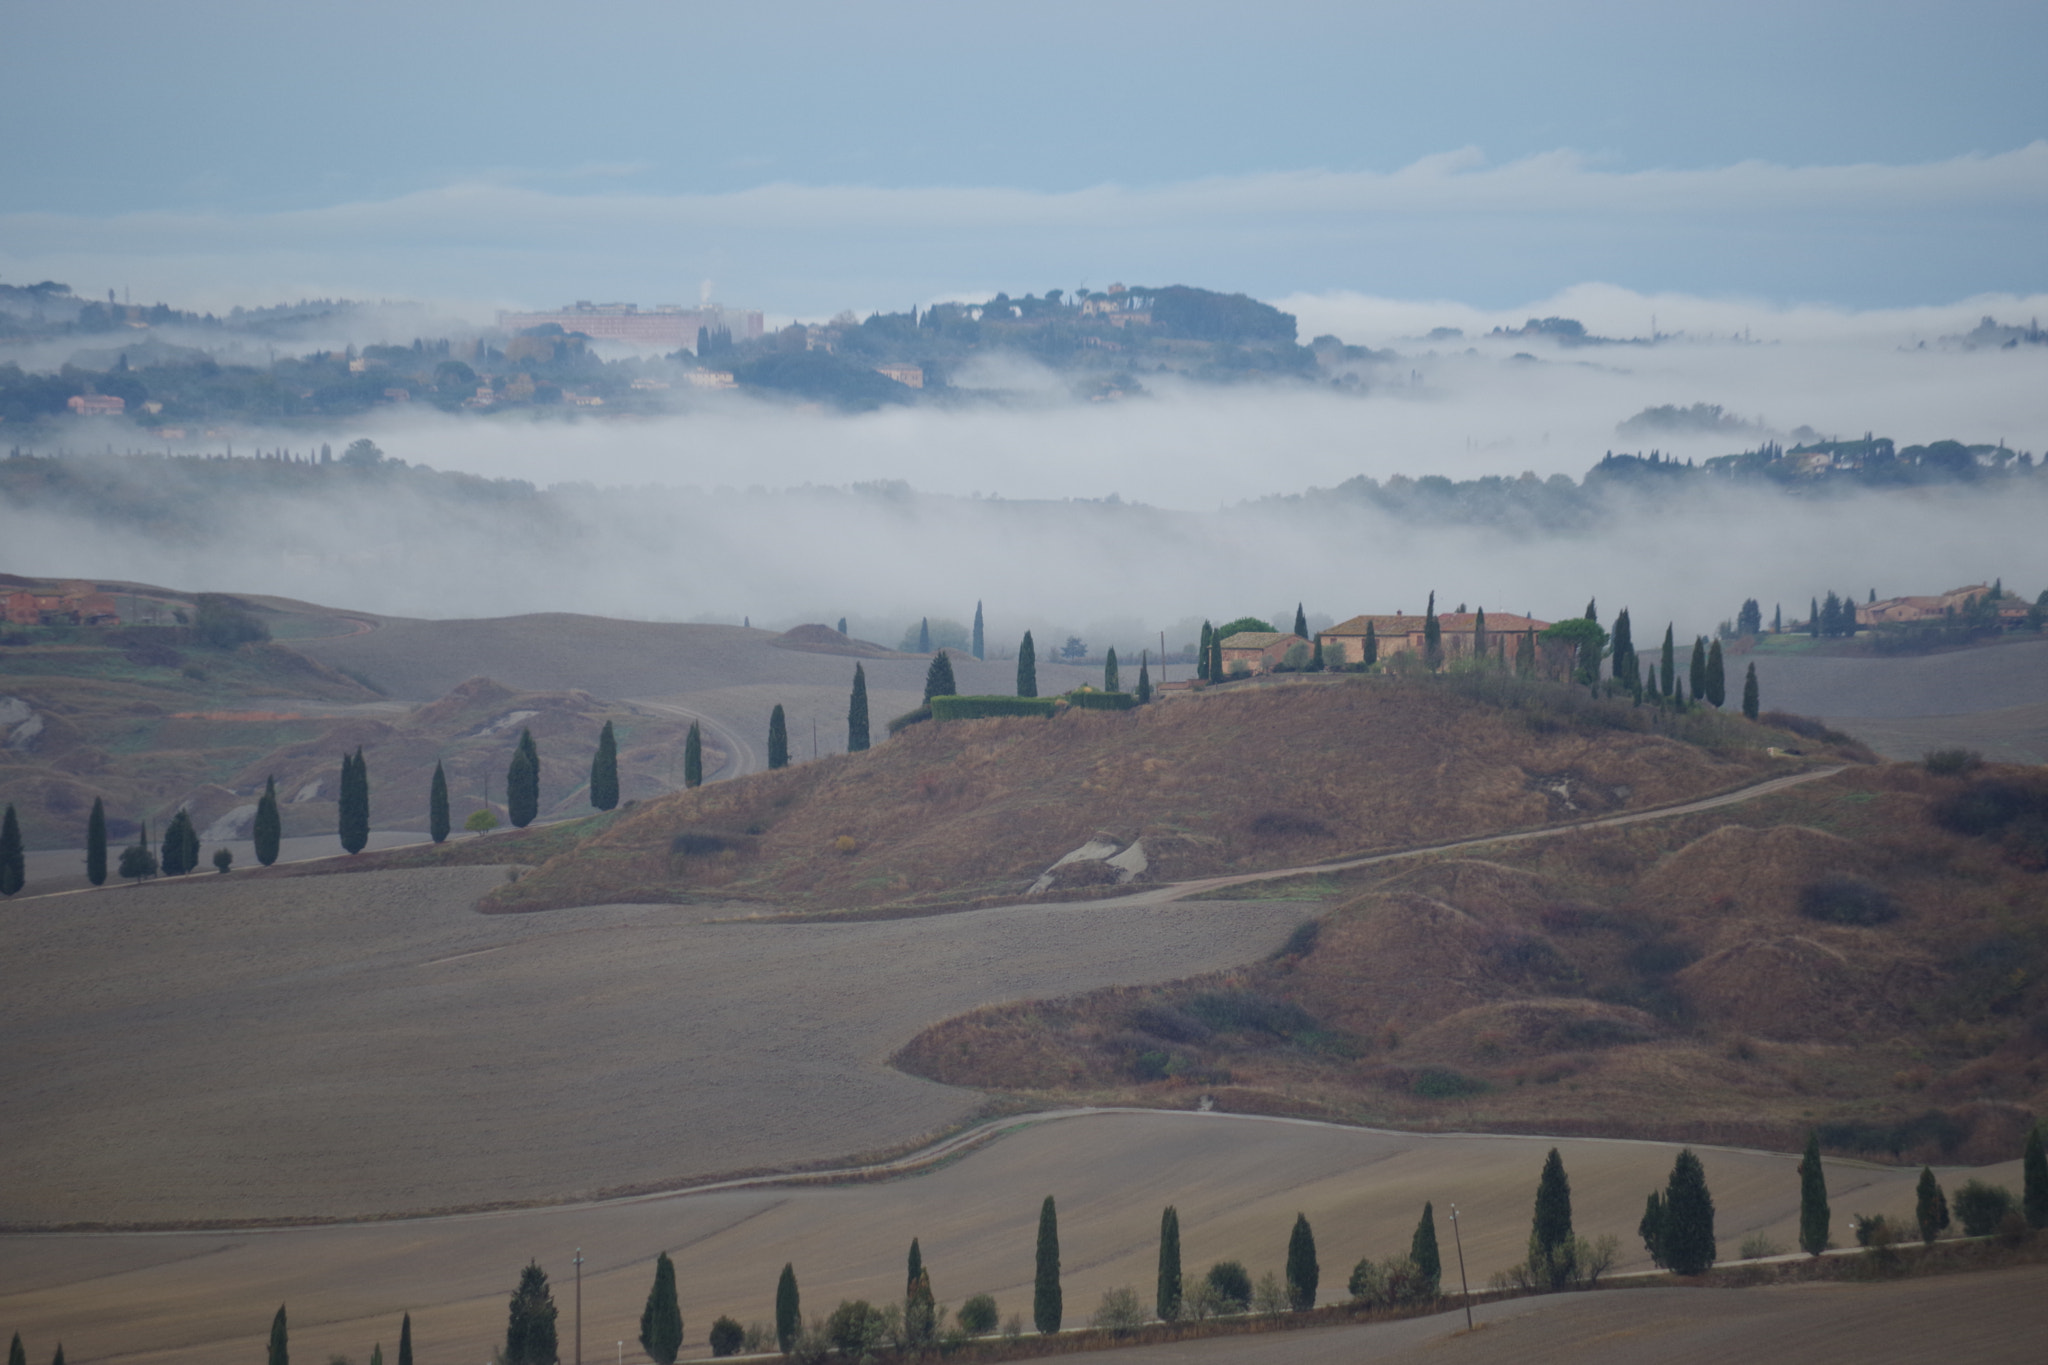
[[573, 1248, 584, 1365], [1450, 1204, 1473, 1331]]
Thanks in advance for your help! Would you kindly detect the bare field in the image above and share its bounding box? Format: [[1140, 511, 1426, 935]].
[[1823, 700, 2048, 764], [0, 868, 1307, 1226], [0, 1109, 2026, 1365]]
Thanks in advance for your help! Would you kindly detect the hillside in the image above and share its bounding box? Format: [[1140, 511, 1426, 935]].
[[480, 673, 1857, 917], [896, 757, 2048, 1158]]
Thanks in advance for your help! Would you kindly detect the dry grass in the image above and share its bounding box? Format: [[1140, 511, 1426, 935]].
[[483, 676, 1840, 916]]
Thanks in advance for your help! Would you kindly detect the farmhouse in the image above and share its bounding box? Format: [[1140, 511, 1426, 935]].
[[1218, 631, 1304, 674], [1319, 609, 1552, 667], [4, 583, 121, 626], [1862, 584, 2027, 627]]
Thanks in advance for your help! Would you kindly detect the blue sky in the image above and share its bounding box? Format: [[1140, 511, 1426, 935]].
[[3, 0, 2044, 314]]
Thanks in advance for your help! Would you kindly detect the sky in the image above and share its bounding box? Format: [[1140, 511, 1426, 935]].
[[3, 0, 2044, 315]]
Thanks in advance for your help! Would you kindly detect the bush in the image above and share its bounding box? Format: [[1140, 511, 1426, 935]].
[[1491, 1234, 1617, 1293], [1250, 1272, 1290, 1315], [706, 1318, 744, 1358], [1186, 991, 1317, 1038], [465, 809, 499, 833], [886, 704, 932, 735], [928, 695, 1059, 721], [1797, 876, 1902, 926], [1089, 1286, 1146, 1334], [1204, 1261, 1251, 1312], [956, 1295, 998, 1336], [1925, 748, 1986, 776], [1348, 1255, 1432, 1309], [1852, 1213, 1890, 1247], [1954, 1180, 2015, 1236], [1064, 689, 1139, 711]]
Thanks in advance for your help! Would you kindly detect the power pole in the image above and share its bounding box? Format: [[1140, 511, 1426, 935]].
[[1450, 1204, 1472, 1331], [573, 1247, 584, 1365]]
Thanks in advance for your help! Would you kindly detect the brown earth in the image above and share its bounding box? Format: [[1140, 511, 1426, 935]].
[[481, 674, 1854, 917], [896, 762, 2048, 1157]]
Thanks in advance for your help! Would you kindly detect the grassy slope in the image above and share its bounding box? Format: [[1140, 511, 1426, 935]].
[[481, 674, 1851, 917], [896, 760, 2048, 1159]]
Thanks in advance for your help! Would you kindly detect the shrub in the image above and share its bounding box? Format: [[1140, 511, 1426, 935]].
[[1204, 1261, 1251, 1312], [886, 704, 932, 735], [1089, 1286, 1146, 1334], [956, 1295, 998, 1336], [706, 1318, 744, 1358], [1995, 1210, 2032, 1247], [1797, 876, 1901, 926], [1250, 1272, 1290, 1315], [465, 809, 499, 833], [1852, 1213, 1889, 1247], [1186, 991, 1317, 1038], [1065, 689, 1139, 711], [1348, 1255, 1432, 1309], [1491, 1234, 1617, 1292], [1737, 1232, 1780, 1259], [1954, 1180, 2014, 1236], [929, 695, 1059, 721], [1924, 748, 1985, 776], [823, 1300, 886, 1357]]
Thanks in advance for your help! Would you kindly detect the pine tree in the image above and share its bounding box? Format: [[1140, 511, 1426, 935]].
[[639, 1251, 683, 1365], [1660, 625, 1676, 697], [426, 763, 450, 843], [0, 803, 23, 896], [1411, 1202, 1442, 1296], [1660, 1149, 1716, 1275], [1532, 1148, 1574, 1288], [1706, 639, 1726, 707], [1514, 628, 1532, 676], [1690, 637, 1709, 699], [2025, 1123, 2048, 1229], [1196, 623, 1212, 681], [1423, 591, 1443, 670], [1742, 663, 1760, 720], [1136, 652, 1152, 704], [924, 649, 956, 703], [684, 723, 703, 788], [1365, 620, 1379, 667], [86, 796, 108, 886], [1104, 647, 1120, 692], [1285, 1212, 1319, 1310], [1156, 1205, 1182, 1322], [1798, 1131, 1830, 1255], [398, 1313, 413, 1365], [591, 721, 620, 812], [1293, 603, 1308, 639], [918, 617, 931, 653], [1915, 1167, 1949, 1244], [1033, 1195, 1062, 1334], [775, 1264, 801, 1353], [268, 1305, 289, 1365], [767, 705, 789, 770], [255, 775, 282, 864], [1017, 631, 1038, 697], [505, 1261, 558, 1365], [972, 600, 985, 660], [906, 1238, 923, 1291], [1473, 606, 1489, 662], [848, 665, 871, 752]]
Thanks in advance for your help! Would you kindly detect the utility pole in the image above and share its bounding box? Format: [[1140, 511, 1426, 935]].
[[1450, 1204, 1473, 1331], [1159, 631, 1167, 683], [573, 1247, 584, 1365]]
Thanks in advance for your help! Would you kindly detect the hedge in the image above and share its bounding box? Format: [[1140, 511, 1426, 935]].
[[1065, 689, 1139, 711], [930, 695, 1060, 721]]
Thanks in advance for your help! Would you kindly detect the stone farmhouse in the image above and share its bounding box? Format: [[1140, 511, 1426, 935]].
[[1218, 631, 1305, 674], [4, 582, 122, 627], [1862, 584, 2028, 628], [1318, 610, 1553, 667]]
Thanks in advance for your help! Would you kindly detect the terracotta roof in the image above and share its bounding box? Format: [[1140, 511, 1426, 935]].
[[1322, 612, 1551, 635]]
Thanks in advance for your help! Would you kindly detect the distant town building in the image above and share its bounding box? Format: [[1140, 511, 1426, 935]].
[[497, 301, 766, 351], [67, 394, 126, 416], [875, 364, 924, 388], [682, 371, 737, 389], [5, 582, 121, 626]]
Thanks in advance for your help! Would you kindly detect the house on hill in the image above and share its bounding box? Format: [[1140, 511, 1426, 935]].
[[1862, 584, 2026, 628], [1318, 610, 1552, 667], [1218, 631, 1304, 674], [4, 582, 121, 626]]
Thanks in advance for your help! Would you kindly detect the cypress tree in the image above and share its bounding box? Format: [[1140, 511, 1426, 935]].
[[2025, 1123, 2048, 1229], [1033, 1195, 1062, 1335], [1156, 1205, 1182, 1322], [505, 1261, 558, 1365], [1293, 603, 1308, 639], [774, 1263, 801, 1353], [162, 808, 197, 876], [8, 1332, 22, 1365], [684, 723, 703, 788], [1473, 606, 1489, 663], [255, 775, 282, 864], [49, 1350, 61, 1365], [0, 803, 23, 896], [1423, 591, 1442, 670], [1706, 639, 1726, 707], [1585, 598, 1597, 621], [1639, 1191, 1667, 1267], [506, 745, 537, 830], [1208, 630, 1223, 684], [1410, 1202, 1442, 1296], [591, 721, 620, 812], [370, 1346, 382, 1365], [1017, 631, 1038, 697], [1660, 1149, 1716, 1275], [1309, 635, 1324, 671], [425, 763, 449, 843], [1285, 1212, 1319, 1310], [847, 665, 870, 752], [904, 1269, 936, 1347], [1104, 646, 1120, 692], [972, 600, 985, 660], [1915, 1167, 1949, 1244], [86, 795, 108, 886], [1612, 608, 1637, 696], [341, 747, 371, 851], [1742, 663, 1760, 720], [1532, 1147, 1573, 1287], [836, 617, 848, 636], [639, 1251, 683, 1365], [268, 1305, 289, 1365], [1514, 627, 1532, 675], [1135, 653, 1152, 704], [1798, 1131, 1830, 1255], [1689, 636, 1709, 700], [1773, 604, 1783, 633], [1196, 623, 1212, 681], [767, 706, 789, 770], [1365, 620, 1379, 667], [1809, 596, 1821, 638], [398, 1313, 413, 1365], [917, 617, 931, 653], [1660, 624, 1675, 696], [906, 1238, 923, 1292], [923, 649, 956, 703], [1646, 661, 1660, 699]]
